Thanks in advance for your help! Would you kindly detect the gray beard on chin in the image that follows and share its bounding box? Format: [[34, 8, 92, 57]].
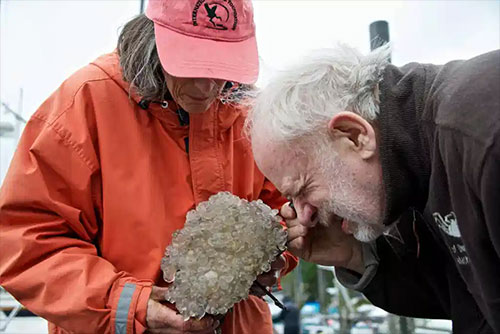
[[316, 146, 385, 242], [344, 220, 385, 242], [319, 204, 385, 242]]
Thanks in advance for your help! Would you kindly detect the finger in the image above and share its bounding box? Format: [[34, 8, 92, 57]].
[[186, 320, 220, 334], [147, 300, 180, 330], [148, 327, 217, 334], [151, 302, 209, 330], [146, 327, 179, 334], [256, 273, 278, 288], [270, 254, 286, 271], [287, 236, 306, 256], [249, 286, 266, 297], [250, 281, 269, 297], [150, 286, 170, 301], [285, 218, 304, 231], [146, 329, 171, 334], [287, 224, 309, 242], [152, 301, 219, 333], [182, 316, 218, 332], [280, 202, 297, 220]]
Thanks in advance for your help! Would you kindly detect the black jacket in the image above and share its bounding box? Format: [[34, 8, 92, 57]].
[[276, 299, 300, 334], [337, 50, 500, 333]]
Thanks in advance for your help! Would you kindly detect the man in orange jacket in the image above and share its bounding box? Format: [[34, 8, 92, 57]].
[[0, 1, 297, 333]]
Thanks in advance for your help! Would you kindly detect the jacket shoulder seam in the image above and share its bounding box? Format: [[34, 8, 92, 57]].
[[30, 115, 97, 172], [434, 123, 498, 150], [89, 63, 133, 98], [36, 77, 112, 126], [30, 78, 109, 172]]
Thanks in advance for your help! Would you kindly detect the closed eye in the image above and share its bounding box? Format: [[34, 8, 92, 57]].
[[299, 179, 314, 197], [290, 183, 311, 203], [281, 176, 312, 200]]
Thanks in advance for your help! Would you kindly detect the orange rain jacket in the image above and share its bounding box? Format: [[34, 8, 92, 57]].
[[0, 52, 297, 334]]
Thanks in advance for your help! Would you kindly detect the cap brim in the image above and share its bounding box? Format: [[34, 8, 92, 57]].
[[154, 24, 259, 84]]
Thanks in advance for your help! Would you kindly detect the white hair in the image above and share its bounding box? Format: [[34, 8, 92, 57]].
[[246, 43, 391, 143]]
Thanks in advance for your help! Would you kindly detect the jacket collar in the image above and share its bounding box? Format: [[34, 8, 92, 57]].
[[377, 63, 440, 225], [90, 52, 243, 131]]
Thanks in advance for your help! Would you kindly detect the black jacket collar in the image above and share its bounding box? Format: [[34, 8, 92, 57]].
[[378, 63, 440, 225]]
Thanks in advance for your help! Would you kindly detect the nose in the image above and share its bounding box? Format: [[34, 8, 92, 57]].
[[294, 199, 318, 227], [193, 78, 217, 93]]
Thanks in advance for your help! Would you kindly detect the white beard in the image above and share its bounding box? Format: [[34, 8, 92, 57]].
[[316, 149, 385, 242], [343, 219, 386, 242]]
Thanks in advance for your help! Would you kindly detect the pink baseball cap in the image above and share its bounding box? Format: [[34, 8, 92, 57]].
[[146, 0, 259, 84]]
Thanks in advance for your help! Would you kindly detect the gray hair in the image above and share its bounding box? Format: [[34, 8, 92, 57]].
[[117, 14, 167, 102], [117, 14, 252, 104], [246, 44, 391, 143]]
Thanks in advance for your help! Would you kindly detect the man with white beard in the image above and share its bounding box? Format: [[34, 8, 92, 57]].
[[247, 45, 500, 333]]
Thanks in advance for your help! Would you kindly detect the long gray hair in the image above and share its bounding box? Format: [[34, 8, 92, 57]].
[[117, 14, 253, 104], [117, 14, 167, 102]]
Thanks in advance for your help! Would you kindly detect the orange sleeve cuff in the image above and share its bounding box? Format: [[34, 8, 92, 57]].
[[277, 251, 298, 290], [133, 283, 153, 334]]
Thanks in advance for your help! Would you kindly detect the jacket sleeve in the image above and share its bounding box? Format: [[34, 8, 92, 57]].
[[434, 128, 500, 332], [0, 92, 152, 334], [466, 148, 500, 332], [480, 153, 500, 273], [258, 179, 298, 277], [340, 137, 500, 329], [336, 210, 453, 319]]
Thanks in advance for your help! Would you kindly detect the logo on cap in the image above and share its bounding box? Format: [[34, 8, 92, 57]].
[[192, 0, 238, 31]]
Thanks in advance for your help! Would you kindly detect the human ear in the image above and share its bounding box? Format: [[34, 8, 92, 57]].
[[327, 111, 377, 160]]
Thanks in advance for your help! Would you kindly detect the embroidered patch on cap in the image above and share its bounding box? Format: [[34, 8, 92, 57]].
[[192, 0, 238, 31]]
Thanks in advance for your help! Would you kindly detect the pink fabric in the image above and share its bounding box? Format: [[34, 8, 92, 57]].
[[146, 0, 259, 84]]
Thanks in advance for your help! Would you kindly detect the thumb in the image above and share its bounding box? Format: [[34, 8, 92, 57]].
[[150, 286, 169, 301], [281, 202, 297, 220]]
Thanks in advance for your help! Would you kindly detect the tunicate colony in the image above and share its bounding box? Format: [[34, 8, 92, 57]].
[[161, 192, 288, 320]]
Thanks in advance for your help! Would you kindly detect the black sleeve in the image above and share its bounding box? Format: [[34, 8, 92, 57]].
[[274, 309, 286, 322], [355, 210, 452, 319], [360, 135, 500, 332], [434, 125, 500, 333], [464, 150, 500, 333], [480, 153, 500, 270], [338, 207, 495, 333]]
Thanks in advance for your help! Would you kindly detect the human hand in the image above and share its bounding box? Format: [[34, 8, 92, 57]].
[[146, 286, 220, 334], [249, 254, 286, 297], [281, 202, 364, 274]]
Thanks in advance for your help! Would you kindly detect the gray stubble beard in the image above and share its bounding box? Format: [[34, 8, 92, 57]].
[[317, 150, 386, 242]]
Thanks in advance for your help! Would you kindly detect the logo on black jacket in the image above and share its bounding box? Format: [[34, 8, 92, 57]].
[[192, 0, 238, 31], [433, 211, 470, 266], [433, 211, 461, 238]]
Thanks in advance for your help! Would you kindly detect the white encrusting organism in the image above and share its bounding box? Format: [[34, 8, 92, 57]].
[[161, 192, 287, 320]]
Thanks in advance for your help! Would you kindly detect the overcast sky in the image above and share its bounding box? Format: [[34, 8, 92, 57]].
[[1, 0, 499, 179]]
